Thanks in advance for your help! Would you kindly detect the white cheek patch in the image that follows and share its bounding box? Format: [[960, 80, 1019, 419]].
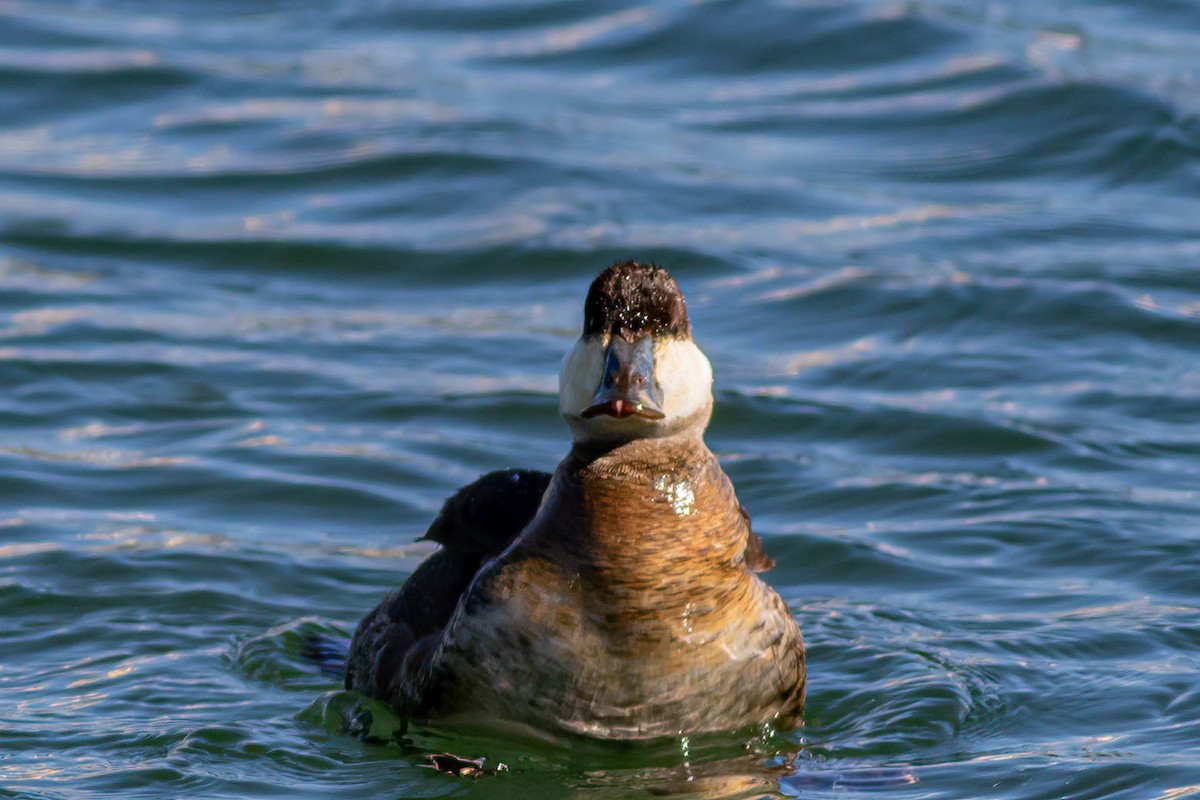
[[559, 335, 713, 441], [559, 337, 605, 418], [653, 338, 713, 424]]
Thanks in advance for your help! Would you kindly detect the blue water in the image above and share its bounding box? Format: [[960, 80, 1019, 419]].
[[2, 1, 1199, 798]]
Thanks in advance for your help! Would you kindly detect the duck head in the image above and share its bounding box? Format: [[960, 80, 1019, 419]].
[[560, 261, 713, 445]]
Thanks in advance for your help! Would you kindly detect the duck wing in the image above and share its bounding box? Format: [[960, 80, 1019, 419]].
[[344, 469, 552, 704], [739, 504, 776, 573]]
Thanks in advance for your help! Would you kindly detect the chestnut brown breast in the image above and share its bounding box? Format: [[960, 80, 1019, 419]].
[[430, 435, 805, 739]]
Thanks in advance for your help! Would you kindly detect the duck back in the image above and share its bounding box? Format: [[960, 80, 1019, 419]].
[[343, 469, 551, 703]]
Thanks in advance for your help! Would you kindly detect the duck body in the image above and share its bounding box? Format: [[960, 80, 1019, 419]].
[[345, 261, 805, 740]]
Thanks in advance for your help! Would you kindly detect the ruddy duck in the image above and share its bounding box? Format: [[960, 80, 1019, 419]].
[[344, 261, 805, 740]]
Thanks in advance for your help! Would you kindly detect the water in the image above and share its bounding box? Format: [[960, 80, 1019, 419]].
[[2, 1, 1199, 797]]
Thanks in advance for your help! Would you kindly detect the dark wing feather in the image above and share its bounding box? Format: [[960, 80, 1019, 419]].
[[344, 469, 552, 707], [739, 504, 776, 573]]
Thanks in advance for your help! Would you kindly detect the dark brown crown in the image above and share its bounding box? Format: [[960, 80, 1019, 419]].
[[582, 260, 691, 339]]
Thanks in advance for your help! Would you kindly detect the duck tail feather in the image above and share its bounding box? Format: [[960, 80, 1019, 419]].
[[420, 469, 553, 555]]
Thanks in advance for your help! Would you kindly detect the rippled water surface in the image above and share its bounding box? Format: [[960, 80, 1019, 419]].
[[3, 1, 1200, 798]]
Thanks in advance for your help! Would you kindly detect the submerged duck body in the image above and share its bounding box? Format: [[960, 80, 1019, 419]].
[[345, 262, 805, 740]]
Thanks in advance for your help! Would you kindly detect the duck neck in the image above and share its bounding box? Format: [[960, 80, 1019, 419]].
[[530, 432, 747, 576]]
